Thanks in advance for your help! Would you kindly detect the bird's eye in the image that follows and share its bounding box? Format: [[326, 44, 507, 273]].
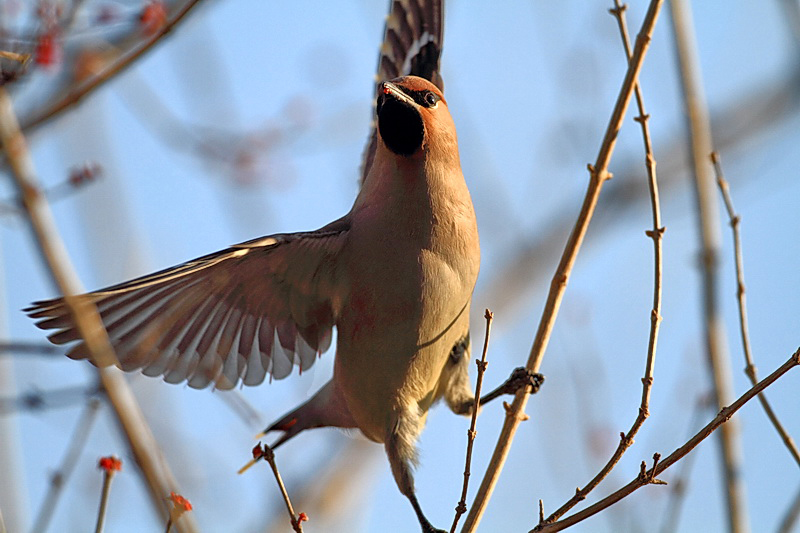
[[424, 91, 438, 107]]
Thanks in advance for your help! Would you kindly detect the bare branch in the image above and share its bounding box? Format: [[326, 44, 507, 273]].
[[450, 309, 494, 533], [711, 151, 800, 467], [0, 383, 100, 414], [461, 2, 666, 531], [0, 341, 63, 356], [253, 444, 306, 533], [0, 87, 197, 531], [669, 1, 749, 530], [532, 348, 800, 532], [30, 399, 102, 533], [538, 1, 667, 523], [19, 0, 207, 136]]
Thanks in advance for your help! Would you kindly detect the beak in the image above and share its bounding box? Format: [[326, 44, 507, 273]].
[[381, 81, 415, 106]]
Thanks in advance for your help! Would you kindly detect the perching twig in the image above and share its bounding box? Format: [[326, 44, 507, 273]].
[[711, 151, 800, 467], [461, 2, 665, 531], [538, 2, 667, 524], [531, 348, 800, 532], [252, 443, 307, 533], [669, 2, 749, 531], [450, 309, 494, 533]]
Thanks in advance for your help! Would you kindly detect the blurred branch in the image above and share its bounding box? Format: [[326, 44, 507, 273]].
[[450, 309, 494, 533], [18, 0, 207, 136], [0, 162, 100, 219], [778, 484, 800, 533], [712, 151, 800, 467], [669, 1, 749, 531], [538, 2, 666, 524], [0, 341, 63, 356], [216, 390, 264, 428], [532, 348, 800, 532], [0, 51, 30, 64], [778, 0, 800, 47], [477, 63, 800, 321], [30, 398, 102, 533], [0, 87, 197, 532], [116, 71, 307, 184], [0, 383, 100, 414], [658, 394, 712, 533], [461, 2, 665, 531]]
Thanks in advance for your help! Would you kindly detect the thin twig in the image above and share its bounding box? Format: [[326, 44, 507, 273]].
[[531, 348, 800, 532], [461, 2, 665, 531], [95, 457, 122, 533], [450, 309, 494, 533], [0, 87, 196, 531], [669, 2, 749, 531], [30, 398, 102, 533], [18, 0, 207, 136], [537, 2, 667, 524], [711, 151, 800, 467], [256, 444, 306, 533]]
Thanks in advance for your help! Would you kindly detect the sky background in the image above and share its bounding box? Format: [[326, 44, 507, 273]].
[[2, 1, 799, 532]]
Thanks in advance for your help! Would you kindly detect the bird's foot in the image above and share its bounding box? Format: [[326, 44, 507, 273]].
[[499, 367, 545, 396]]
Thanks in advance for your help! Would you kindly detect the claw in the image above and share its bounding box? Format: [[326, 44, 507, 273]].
[[505, 367, 545, 395], [479, 368, 545, 406]]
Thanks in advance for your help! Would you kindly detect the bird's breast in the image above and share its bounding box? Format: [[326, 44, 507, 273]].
[[333, 177, 479, 442]]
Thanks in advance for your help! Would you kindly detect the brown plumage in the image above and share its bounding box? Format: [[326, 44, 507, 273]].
[[27, 76, 540, 533]]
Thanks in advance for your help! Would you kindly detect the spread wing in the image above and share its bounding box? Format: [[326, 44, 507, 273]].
[[361, 0, 444, 183], [25, 219, 349, 390]]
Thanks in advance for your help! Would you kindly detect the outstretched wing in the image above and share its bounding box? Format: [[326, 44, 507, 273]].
[[25, 218, 349, 390], [361, 0, 444, 183]]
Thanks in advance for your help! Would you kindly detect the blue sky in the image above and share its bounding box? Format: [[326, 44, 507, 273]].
[[2, 1, 799, 532]]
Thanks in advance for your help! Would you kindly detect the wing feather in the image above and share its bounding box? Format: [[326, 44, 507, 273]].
[[26, 221, 349, 389]]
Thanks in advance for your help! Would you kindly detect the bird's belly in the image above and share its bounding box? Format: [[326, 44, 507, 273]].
[[334, 250, 473, 442]]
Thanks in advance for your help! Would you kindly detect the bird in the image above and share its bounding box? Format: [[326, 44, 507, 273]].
[[26, 75, 542, 533]]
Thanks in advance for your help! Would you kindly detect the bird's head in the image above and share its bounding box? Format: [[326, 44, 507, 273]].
[[376, 76, 457, 163]]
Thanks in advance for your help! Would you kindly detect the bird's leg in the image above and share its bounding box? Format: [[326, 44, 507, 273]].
[[442, 334, 545, 416], [386, 408, 445, 533]]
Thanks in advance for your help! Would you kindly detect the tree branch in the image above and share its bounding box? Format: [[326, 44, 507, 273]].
[[532, 348, 800, 532], [461, 2, 666, 530]]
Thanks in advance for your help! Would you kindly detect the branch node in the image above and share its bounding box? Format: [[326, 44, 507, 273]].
[[608, 3, 627, 17]]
